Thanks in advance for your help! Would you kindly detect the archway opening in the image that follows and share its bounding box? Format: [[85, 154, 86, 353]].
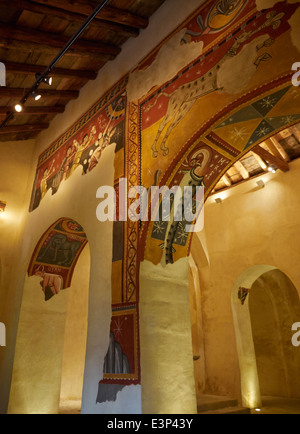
[[249, 269, 300, 400], [232, 266, 300, 409], [58, 243, 90, 414], [8, 218, 90, 415]]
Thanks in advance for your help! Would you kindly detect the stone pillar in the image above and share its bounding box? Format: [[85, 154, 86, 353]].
[[139, 257, 197, 414]]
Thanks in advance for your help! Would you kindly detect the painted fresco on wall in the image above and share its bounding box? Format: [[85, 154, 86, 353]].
[[97, 303, 140, 403], [25, 0, 300, 409], [28, 218, 88, 301], [29, 79, 127, 212], [97, 102, 141, 403], [131, 0, 300, 266]]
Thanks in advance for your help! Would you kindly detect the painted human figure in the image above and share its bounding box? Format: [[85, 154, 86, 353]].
[[88, 127, 116, 172], [40, 160, 55, 199], [103, 331, 130, 375], [69, 126, 97, 176], [34, 267, 63, 301]]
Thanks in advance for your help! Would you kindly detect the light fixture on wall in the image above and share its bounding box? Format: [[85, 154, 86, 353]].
[[0, 201, 6, 214], [256, 180, 265, 188], [215, 197, 223, 204]]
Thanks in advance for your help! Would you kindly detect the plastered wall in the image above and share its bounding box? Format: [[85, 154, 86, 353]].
[[191, 158, 300, 401], [0, 0, 205, 415]]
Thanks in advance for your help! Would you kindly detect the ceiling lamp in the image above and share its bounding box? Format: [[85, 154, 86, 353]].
[[35, 73, 52, 86], [14, 103, 23, 112], [32, 91, 41, 101]]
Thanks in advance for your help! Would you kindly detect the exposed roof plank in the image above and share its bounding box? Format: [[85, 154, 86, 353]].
[[4, 61, 98, 80], [253, 145, 289, 172], [0, 123, 49, 134], [31, 0, 149, 29], [265, 138, 290, 163], [0, 23, 121, 60], [251, 151, 268, 171], [5, 0, 140, 37], [0, 87, 79, 100], [0, 106, 65, 115], [222, 174, 232, 187], [234, 161, 250, 180]]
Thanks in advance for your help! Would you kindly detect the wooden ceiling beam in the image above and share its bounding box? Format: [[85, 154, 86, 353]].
[[0, 23, 121, 60], [6, 0, 139, 38], [32, 0, 149, 29], [0, 123, 49, 134], [222, 174, 232, 187], [0, 87, 79, 100], [0, 106, 65, 115], [4, 61, 98, 80], [264, 138, 290, 163], [251, 151, 268, 171], [253, 145, 289, 172], [234, 161, 250, 179], [290, 125, 300, 142]]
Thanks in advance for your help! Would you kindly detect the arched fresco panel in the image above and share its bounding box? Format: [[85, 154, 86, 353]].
[[27, 218, 88, 301], [135, 0, 300, 266]]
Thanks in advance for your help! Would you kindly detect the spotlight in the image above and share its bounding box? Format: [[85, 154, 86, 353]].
[[32, 91, 41, 101], [44, 76, 53, 86], [35, 73, 53, 86], [14, 103, 23, 112], [267, 165, 277, 174]]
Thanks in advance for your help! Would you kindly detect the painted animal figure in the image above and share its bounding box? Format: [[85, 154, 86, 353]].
[[38, 234, 81, 267], [145, 11, 284, 158]]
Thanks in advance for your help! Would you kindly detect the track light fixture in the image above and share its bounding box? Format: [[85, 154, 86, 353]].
[[0, 0, 110, 132], [35, 73, 53, 86], [32, 90, 41, 101]]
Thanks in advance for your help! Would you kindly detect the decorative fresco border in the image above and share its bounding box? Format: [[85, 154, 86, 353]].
[[37, 76, 128, 168]]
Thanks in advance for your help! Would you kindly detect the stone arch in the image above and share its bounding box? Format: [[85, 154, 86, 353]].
[[141, 75, 299, 266], [232, 265, 300, 409]]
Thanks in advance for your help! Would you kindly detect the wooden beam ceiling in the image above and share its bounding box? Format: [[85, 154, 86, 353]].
[[0, 106, 65, 115], [0, 23, 121, 60], [211, 125, 299, 195], [234, 161, 250, 179], [250, 145, 289, 172], [0, 88, 79, 100], [0, 123, 49, 134], [0, 0, 167, 141], [30, 0, 149, 29], [4, 62, 98, 80], [3, 0, 140, 38]]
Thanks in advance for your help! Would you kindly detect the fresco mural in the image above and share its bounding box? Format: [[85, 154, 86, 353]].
[[133, 0, 300, 266], [29, 79, 127, 212], [97, 304, 140, 403], [27, 218, 88, 301], [27, 0, 300, 408]]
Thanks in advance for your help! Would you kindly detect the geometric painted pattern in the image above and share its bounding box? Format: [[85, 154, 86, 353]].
[[215, 86, 300, 150]]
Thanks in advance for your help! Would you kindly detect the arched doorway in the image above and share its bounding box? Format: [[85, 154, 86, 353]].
[[7, 218, 90, 414], [232, 266, 300, 409]]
